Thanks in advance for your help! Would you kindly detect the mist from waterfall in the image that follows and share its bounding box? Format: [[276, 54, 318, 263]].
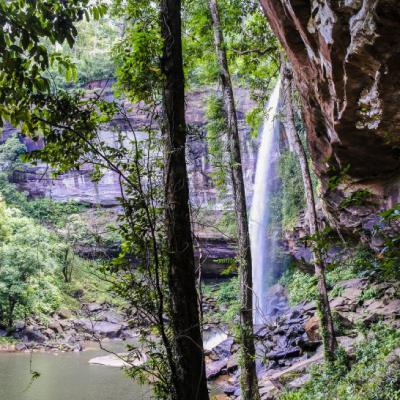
[[250, 78, 282, 325]]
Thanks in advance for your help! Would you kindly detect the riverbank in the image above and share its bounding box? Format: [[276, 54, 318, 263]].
[[0, 301, 138, 353]]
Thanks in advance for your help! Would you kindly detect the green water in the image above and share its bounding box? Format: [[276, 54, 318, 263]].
[[0, 342, 150, 400]]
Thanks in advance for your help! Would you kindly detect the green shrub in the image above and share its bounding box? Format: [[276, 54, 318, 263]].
[[339, 189, 373, 209], [279, 268, 317, 305], [204, 278, 240, 327], [216, 210, 237, 240], [280, 323, 400, 400], [280, 248, 376, 306], [359, 286, 379, 302], [0, 174, 85, 227], [0, 204, 64, 327]]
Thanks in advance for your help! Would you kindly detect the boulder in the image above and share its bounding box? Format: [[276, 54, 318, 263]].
[[266, 346, 301, 361], [89, 352, 146, 367], [364, 299, 400, 318], [340, 278, 368, 291], [341, 287, 363, 302], [93, 321, 122, 338], [226, 354, 238, 372], [295, 333, 321, 352], [73, 319, 122, 338], [335, 311, 359, 328], [58, 309, 73, 319], [14, 320, 25, 331], [211, 338, 233, 360], [301, 301, 317, 314], [85, 303, 103, 313], [73, 342, 83, 352], [73, 319, 93, 332], [21, 327, 47, 343], [121, 329, 139, 339], [213, 395, 230, 400], [222, 384, 236, 395], [59, 319, 72, 329], [43, 328, 55, 339], [304, 316, 321, 342], [15, 342, 27, 351], [98, 310, 124, 324], [287, 373, 311, 390], [206, 358, 228, 379], [48, 320, 63, 334], [330, 296, 349, 310]]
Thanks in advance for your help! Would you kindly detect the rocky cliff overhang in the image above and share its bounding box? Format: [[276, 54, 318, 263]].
[[261, 0, 400, 232]]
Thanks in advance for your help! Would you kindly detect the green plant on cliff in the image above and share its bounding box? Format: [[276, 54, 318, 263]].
[[339, 189, 373, 209], [376, 203, 400, 280], [205, 94, 230, 194], [278, 150, 304, 230], [203, 277, 240, 327]]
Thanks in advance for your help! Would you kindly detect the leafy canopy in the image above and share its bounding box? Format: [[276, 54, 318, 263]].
[[0, 0, 106, 133]]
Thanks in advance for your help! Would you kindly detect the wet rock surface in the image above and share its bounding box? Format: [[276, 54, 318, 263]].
[[206, 278, 400, 399]]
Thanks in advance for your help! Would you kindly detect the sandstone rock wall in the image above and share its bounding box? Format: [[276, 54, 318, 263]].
[[5, 84, 258, 210], [261, 0, 400, 233]]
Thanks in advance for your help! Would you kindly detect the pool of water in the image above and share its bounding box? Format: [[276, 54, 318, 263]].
[[0, 341, 150, 400]]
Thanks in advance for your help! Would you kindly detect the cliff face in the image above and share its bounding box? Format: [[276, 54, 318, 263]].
[[6, 85, 257, 209], [261, 0, 400, 233]]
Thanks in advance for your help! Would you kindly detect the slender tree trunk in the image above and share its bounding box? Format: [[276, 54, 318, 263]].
[[160, 1, 209, 399], [208, 1, 260, 398], [282, 65, 337, 362], [7, 298, 15, 330]]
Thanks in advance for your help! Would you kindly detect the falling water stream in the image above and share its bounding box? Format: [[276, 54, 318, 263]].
[[250, 78, 282, 325]]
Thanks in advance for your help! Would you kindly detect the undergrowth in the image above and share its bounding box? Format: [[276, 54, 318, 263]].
[[280, 323, 400, 400], [203, 277, 240, 327], [279, 247, 386, 306]]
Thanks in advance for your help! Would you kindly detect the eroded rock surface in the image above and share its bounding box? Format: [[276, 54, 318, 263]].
[[261, 0, 400, 232]]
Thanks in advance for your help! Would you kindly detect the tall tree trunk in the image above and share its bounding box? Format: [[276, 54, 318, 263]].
[[160, 1, 209, 399], [282, 65, 337, 362], [208, 1, 260, 398]]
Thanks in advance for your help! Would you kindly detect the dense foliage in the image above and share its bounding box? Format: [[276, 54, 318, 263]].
[[278, 150, 305, 230], [205, 94, 230, 193], [0, 199, 63, 327], [280, 323, 400, 400], [0, 0, 106, 134], [279, 247, 394, 306]]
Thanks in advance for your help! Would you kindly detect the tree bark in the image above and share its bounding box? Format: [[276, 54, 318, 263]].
[[160, 1, 209, 399], [282, 65, 337, 362], [208, 0, 260, 398]]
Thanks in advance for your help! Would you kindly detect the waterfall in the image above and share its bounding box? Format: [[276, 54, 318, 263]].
[[250, 78, 282, 325]]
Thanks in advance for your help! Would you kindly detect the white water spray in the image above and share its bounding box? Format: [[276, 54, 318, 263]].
[[250, 78, 282, 324]]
